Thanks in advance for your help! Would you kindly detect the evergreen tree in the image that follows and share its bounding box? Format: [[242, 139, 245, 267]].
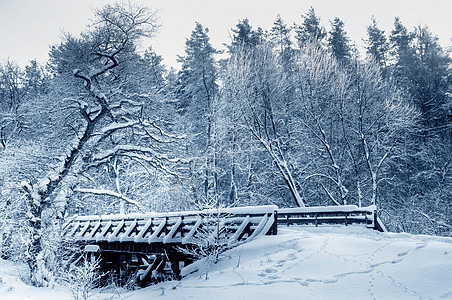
[[142, 46, 166, 90], [328, 17, 351, 63], [388, 21, 451, 132], [390, 17, 412, 56], [408, 26, 451, 133], [365, 16, 389, 69], [270, 14, 294, 69], [177, 22, 219, 202], [388, 17, 414, 88], [295, 7, 326, 48], [270, 14, 292, 53], [178, 23, 218, 108], [228, 18, 265, 52]]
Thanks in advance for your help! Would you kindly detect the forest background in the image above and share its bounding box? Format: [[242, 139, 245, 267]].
[[0, 2, 451, 286]]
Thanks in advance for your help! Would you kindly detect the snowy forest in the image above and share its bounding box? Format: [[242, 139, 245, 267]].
[[0, 2, 451, 288]]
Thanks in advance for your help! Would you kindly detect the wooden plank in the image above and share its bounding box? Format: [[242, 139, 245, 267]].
[[86, 221, 101, 240], [139, 255, 164, 283], [134, 218, 154, 243], [96, 220, 112, 242], [148, 218, 167, 243], [76, 221, 91, 239], [68, 221, 81, 237], [262, 213, 277, 236], [237, 222, 251, 241], [229, 215, 250, 243], [163, 217, 183, 244], [182, 217, 202, 244], [108, 220, 125, 242], [120, 219, 138, 242], [277, 217, 370, 225], [248, 214, 269, 240]]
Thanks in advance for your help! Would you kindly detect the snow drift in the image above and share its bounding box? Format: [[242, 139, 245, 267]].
[[1, 225, 451, 299]]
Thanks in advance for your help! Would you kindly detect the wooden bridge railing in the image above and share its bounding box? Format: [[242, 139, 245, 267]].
[[62, 205, 278, 245], [277, 205, 386, 232], [62, 205, 278, 285]]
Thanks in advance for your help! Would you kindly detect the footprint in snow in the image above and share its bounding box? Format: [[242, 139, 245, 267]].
[[258, 268, 278, 277], [391, 258, 404, 264], [397, 251, 408, 257], [264, 267, 278, 273], [322, 278, 338, 284], [275, 261, 285, 267], [416, 242, 427, 250], [278, 239, 299, 251], [287, 253, 297, 260], [306, 278, 322, 283]]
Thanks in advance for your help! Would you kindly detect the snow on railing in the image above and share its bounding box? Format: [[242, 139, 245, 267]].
[[62, 205, 278, 245], [62, 204, 385, 247], [277, 205, 385, 231]]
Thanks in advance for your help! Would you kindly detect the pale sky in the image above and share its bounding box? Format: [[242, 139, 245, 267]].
[[1, 0, 451, 69]]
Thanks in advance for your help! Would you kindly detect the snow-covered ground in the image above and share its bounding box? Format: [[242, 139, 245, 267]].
[[1, 225, 452, 299]]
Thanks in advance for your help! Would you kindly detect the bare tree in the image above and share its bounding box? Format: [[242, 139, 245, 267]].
[[17, 3, 184, 286], [343, 60, 418, 206], [224, 44, 305, 207], [291, 46, 417, 207], [60, 253, 102, 300], [291, 44, 351, 206]]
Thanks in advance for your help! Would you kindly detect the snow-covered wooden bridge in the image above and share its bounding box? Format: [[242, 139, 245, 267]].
[[62, 204, 383, 286]]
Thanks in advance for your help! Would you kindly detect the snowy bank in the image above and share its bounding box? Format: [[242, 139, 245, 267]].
[[1, 225, 452, 299], [127, 226, 452, 299]]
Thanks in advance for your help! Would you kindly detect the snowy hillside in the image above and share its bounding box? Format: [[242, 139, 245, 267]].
[[1, 225, 452, 299]]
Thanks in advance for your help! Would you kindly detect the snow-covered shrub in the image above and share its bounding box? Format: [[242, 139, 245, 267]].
[[60, 253, 102, 300], [179, 203, 231, 280]]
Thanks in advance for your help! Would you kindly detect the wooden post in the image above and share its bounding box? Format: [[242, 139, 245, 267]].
[[164, 217, 169, 236], [373, 210, 377, 230], [180, 216, 184, 238], [273, 212, 278, 235]]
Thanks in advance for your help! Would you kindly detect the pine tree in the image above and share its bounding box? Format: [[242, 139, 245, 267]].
[[228, 18, 265, 52], [365, 16, 389, 69], [390, 17, 412, 56], [177, 22, 219, 203], [270, 14, 292, 53], [388, 17, 414, 87], [270, 14, 294, 69], [178, 23, 218, 108], [295, 7, 326, 48], [409, 26, 451, 132], [328, 17, 351, 63]]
